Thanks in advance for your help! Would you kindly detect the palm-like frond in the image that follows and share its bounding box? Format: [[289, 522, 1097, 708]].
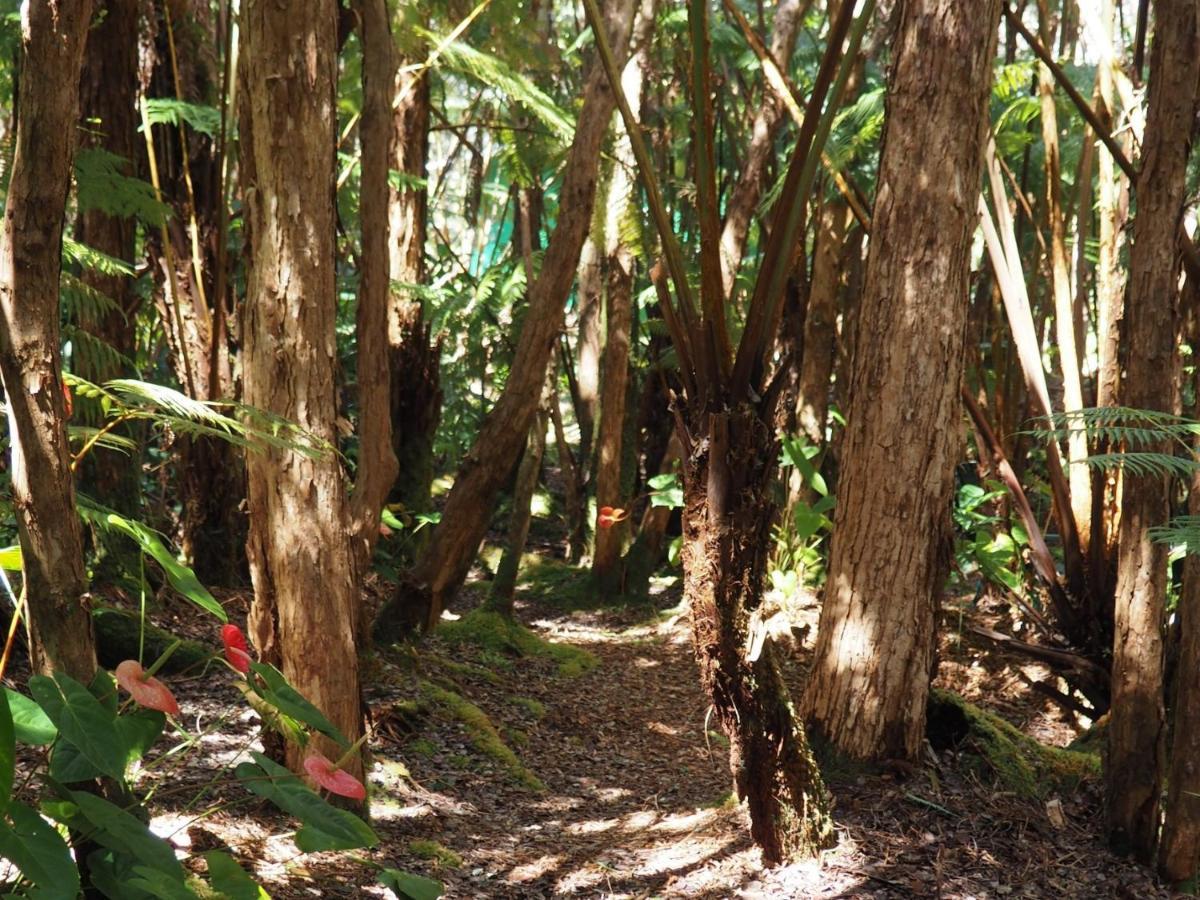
[[1079, 453, 1200, 479], [1029, 406, 1200, 450], [74, 148, 171, 226]]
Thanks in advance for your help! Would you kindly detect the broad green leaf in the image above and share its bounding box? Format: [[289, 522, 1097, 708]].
[[51, 708, 165, 782], [378, 868, 444, 900], [0, 802, 80, 899], [235, 752, 377, 851], [29, 672, 126, 781], [78, 505, 226, 622], [249, 663, 349, 749], [206, 850, 271, 899], [0, 688, 12, 812], [0, 544, 20, 571], [87, 848, 166, 900], [70, 790, 187, 884]]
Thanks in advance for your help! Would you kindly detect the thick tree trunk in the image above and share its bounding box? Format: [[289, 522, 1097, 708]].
[[240, 0, 364, 778], [375, 0, 638, 639], [388, 49, 441, 533], [349, 0, 400, 575], [593, 0, 653, 585], [75, 0, 142, 521], [803, 0, 1000, 760], [682, 406, 832, 864], [1106, 0, 1198, 863], [0, 0, 97, 682], [717, 0, 805, 298]]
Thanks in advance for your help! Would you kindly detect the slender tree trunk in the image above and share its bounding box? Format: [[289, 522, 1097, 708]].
[[803, 0, 1001, 760], [349, 0, 399, 576], [240, 0, 364, 778], [575, 229, 603, 470], [717, 0, 805, 297], [0, 0, 97, 682], [1106, 0, 1198, 862], [593, 0, 654, 585], [375, 0, 638, 639], [796, 198, 849, 446], [1160, 310, 1200, 882], [682, 406, 833, 863], [488, 390, 551, 613], [388, 38, 442, 535], [76, 0, 142, 520]]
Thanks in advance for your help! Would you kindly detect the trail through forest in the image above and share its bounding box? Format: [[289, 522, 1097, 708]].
[[118, 569, 1166, 899]]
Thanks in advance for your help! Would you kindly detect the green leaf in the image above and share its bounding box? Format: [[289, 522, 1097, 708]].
[[249, 663, 349, 749], [143, 98, 222, 137], [52, 708, 166, 783], [4, 689, 54, 746], [78, 505, 226, 622], [206, 850, 271, 899], [0, 802, 81, 899], [70, 790, 188, 884], [0, 690, 11, 813], [29, 672, 126, 781], [378, 868, 444, 900], [235, 752, 377, 851], [0, 544, 20, 571]]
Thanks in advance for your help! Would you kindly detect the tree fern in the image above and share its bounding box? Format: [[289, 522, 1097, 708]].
[[74, 148, 171, 226]]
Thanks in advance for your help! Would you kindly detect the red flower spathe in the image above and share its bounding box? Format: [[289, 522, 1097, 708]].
[[597, 506, 629, 529], [221, 624, 252, 674], [303, 752, 366, 800], [114, 660, 180, 717]]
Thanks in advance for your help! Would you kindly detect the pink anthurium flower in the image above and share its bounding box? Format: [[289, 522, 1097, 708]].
[[303, 752, 366, 801], [114, 660, 180, 717], [221, 624, 252, 674]]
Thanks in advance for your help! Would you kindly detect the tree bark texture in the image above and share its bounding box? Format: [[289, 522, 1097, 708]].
[[682, 406, 832, 863], [240, 0, 364, 777], [1106, 0, 1198, 863], [0, 0, 97, 681], [349, 0, 400, 575], [375, 0, 637, 639], [803, 0, 1001, 761]]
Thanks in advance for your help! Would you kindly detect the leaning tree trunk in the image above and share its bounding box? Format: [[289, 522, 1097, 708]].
[[1106, 0, 1198, 864], [682, 405, 833, 863], [803, 0, 1001, 761], [0, 0, 97, 682], [240, 0, 364, 779], [375, 0, 637, 639]]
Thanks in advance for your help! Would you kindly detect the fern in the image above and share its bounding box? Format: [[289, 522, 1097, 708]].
[[74, 148, 171, 226], [1029, 407, 1200, 453], [1151, 517, 1200, 555], [63, 326, 137, 380], [142, 98, 222, 138], [1079, 453, 1200, 479], [60, 272, 125, 325], [62, 237, 136, 278]]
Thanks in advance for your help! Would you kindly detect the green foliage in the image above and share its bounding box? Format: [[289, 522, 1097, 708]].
[[143, 98, 222, 137], [28, 671, 127, 782], [205, 850, 270, 900], [378, 867, 444, 900], [408, 839, 463, 868], [74, 148, 171, 225], [953, 482, 1027, 597], [0, 801, 80, 899], [94, 608, 210, 674], [771, 436, 835, 586], [248, 662, 350, 750]]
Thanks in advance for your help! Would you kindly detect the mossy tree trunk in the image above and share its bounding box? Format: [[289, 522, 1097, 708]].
[[681, 405, 833, 863], [0, 0, 97, 682]]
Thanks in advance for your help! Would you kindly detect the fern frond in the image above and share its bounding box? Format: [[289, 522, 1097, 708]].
[[1028, 406, 1200, 450], [1149, 517, 1200, 555], [62, 237, 137, 278], [61, 272, 125, 324], [142, 98, 222, 138], [74, 148, 171, 225], [66, 425, 138, 455], [1079, 453, 1200, 479], [63, 326, 137, 379]]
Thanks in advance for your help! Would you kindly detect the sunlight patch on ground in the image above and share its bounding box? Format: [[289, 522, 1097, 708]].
[[634, 832, 736, 877], [506, 853, 564, 883], [647, 720, 679, 737], [149, 812, 193, 851], [566, 817, 619, 834], [634, 655, 661, 668], [649, 807, 717, 833]]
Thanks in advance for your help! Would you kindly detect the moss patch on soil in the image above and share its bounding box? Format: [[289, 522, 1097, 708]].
[[419, 679, 544, 790], [438, 609, 596, 678], [94, 608, 211, 674], [409, 839, 463, 869], [927, 688, 1099, 799]]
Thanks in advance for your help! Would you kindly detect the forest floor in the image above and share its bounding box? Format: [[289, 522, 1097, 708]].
[[59, 550, 1179, 900]]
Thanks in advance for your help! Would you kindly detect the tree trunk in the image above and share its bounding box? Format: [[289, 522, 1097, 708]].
[[803, 0, 1001, 761], [0, 0, 97, 681], [717, 0, 805, 298], [388, 41, 441, 536], [240, 0, 364, 778], [75, 0, 142, 518], [682, 406, 832, 864], [575, 229, 603, 470], [1106, 0, 1198, 862], [593, 0, 654, 586], [375, 0, 638, 639], [349, 0, 400, 576]]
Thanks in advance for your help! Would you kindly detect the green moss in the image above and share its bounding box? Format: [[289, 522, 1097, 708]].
[[706, 730, 730, 751], [94, 608, 210, 674], [409, 840, 463, 869], [437, 609, 596, 678], [478, 544, 503, 576], [408, 738, 437, 757], [514, 556, 598, 610], [510, 696, 546, 719], [505, 727, 529, 747], [927, 689, 1099, 800], [420, 680, 544, 790]]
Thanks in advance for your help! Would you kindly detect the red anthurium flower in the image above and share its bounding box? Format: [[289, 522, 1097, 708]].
[[303, 752, 366, 800], [597, 506, 629, 529], [115, 660, 180, 717], [221, 624, 252, 674]]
